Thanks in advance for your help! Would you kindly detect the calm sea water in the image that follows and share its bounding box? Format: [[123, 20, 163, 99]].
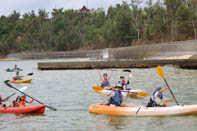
[[0, 59, 197, 131]]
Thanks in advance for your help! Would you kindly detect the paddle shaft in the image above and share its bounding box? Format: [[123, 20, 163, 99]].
[[4, 81, 57, 111], [7, 93, 16, 98], [106, 89, 148, 96], [163, 78, 179, 105], [136, 107, 141, 115], [2, 93, 16, 102]]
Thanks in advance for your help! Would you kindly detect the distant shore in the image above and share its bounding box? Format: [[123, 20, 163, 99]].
[[0, 58, 20, 61]]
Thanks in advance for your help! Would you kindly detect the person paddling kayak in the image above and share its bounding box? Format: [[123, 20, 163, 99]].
[[0, 95, 11, 107], [98, 70, 113, 89], [14, 93, 34, 107], [118, 76, 131, 90], [107, 84, 136, 107], [13, 71, 24, 80], [13, 64, 18, 70], [146, 87, 175, 107]]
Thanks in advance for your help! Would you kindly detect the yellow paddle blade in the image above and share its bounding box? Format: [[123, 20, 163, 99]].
[[157, 65, 164, 79], [92, 86, 104, 92], [137, 92, 150, 97]]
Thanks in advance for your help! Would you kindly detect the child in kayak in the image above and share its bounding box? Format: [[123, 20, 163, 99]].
[[118, 76, 131, 90], [107, 84, 136, 107], [13, 71, 23, 80], [14, 94, 34, 107], [98, 70, 113, 89], [146, 87, 175, 107], [13, 64, 18, 70], [0, 95, 11, 107]]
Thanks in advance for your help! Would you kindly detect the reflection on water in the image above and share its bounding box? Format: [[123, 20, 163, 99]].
[[1, 59, 197, 130], [106, 116, 134, 129]]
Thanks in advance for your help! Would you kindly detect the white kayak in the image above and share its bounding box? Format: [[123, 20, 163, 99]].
[[92, 86, 149, 98], [89, 104, 197, 116]]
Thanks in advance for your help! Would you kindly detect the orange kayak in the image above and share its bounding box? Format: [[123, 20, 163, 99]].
[[89, 104, 197, 116], [9, 79, 32, 83], [0, 105, 45, 114]]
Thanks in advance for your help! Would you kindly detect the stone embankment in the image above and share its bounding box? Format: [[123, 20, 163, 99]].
[[6, 40, 197, 69], [38, 59, 197, 70]]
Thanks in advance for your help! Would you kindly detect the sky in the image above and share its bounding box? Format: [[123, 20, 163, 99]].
[[0, 0, 157, 16]]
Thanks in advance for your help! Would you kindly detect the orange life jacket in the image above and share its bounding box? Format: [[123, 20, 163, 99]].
[[15, 96, 26, 106]]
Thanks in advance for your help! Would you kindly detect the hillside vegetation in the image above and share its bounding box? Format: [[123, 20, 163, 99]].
[[0, 0, 196, 55]]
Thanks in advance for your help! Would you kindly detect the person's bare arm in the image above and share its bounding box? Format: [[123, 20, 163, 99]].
[[98, 70, 103, 82], [108, 71, 113, 80], [126, 91, 129, 99], [2, 96, 11, 102], [165, 98, 175, 102], [159, 87, 169, 93], [107, 92, 113, 96], [28, 99, 34, 104]]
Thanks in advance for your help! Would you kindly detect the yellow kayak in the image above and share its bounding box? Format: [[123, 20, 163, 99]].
[[9, 79, 32, 83]]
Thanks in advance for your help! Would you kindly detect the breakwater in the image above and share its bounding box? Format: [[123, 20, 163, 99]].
[[38, 59, 197, 70]]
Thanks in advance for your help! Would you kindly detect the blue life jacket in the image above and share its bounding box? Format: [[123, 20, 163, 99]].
[[101, 80, 110, 87], [16, 97, 29, 103], [110, 90, 123, 106], [118, 81, 126, 88], [118, 81, 131, 90], [151, 91, 163, 106]]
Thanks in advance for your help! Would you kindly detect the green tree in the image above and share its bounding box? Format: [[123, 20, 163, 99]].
[[176, 5, 193, 39], [164, 0, 182, 41]]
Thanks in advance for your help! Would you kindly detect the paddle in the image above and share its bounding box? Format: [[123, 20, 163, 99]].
[[27, 73, 33, 76], [123, 69, 131, 73], [110, 69, 131, 72], [4, 80, 57, 111], [2, 86, 28, 102], [122, 69, 133, 90], [156, 65, 179, 105], [93, 86, 149, 97]]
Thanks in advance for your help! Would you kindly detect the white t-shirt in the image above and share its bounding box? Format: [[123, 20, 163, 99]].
[[109, 91, 127, 100]]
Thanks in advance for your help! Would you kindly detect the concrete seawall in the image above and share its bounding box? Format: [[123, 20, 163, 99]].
[[109, 40, 197, 60], [7, 40, 197, 60], [6, 40, 197, 70], [7, 50, 102, 60]]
